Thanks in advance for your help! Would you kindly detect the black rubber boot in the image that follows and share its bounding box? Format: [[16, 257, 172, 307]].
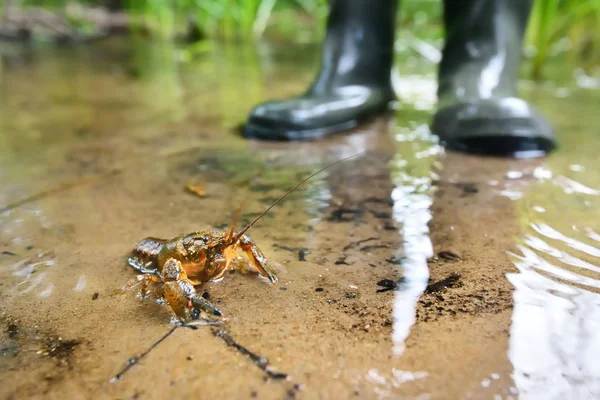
[[432, 0, 556, 158], [243, 0, 398, 141]]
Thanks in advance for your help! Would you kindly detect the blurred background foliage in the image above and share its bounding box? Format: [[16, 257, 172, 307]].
[[1, 0, 599, 78]]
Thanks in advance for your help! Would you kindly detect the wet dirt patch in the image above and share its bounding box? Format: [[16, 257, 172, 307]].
[[0, 315, 89, 399], [1, 317, 83, 367], [42, 337, 82, 366], [2, 39, 597, 399], [417, 285, 512, 322]]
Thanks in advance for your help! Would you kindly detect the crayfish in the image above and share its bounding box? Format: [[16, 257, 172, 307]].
[[126, 153, 361, 321]]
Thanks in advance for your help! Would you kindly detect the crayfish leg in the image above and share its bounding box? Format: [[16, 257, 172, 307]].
[[237, 234, 278, 284], [125, 273, 162, 298], [127, 256, 160, 275], [190, 295, 223, 317]]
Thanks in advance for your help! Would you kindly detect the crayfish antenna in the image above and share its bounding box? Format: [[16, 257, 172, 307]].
[[232, 151, 365, 242], [225, 203, 244, 244]]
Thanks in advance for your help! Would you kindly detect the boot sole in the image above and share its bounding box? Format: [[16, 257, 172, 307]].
[[432, 99, 557, 158], [242, 102, 394, 142]]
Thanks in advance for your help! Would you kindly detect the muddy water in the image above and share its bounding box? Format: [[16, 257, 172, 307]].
[[0, 39, 599, 399]]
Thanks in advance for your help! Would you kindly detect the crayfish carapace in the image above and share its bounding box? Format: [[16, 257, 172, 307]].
[[126, 153, 362, 321]]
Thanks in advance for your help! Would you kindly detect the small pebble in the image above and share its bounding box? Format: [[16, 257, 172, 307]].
[[298, 249, 306, 261], [315, 288, 324, 292]]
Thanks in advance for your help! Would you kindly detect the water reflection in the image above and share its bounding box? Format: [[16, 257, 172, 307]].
[[507, 157, 600, 398], [389, 122, 441, 356]]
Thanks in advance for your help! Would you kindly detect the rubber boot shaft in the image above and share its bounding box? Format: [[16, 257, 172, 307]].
[[433, 0, 556, 158], [244, 0, 397, 141], [310, 0, 397, 93], [439, 0, 531, 101]]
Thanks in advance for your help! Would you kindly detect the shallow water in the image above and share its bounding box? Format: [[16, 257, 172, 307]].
[[0, 38, 599, 399]]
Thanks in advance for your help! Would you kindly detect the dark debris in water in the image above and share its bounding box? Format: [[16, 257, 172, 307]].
[[273, 244, 309, 254], [334, 257, 349, 265], [327, 207, 363, 222], [298, 249, 306, 262], [437, 251, 462, 262], [454, 182, 479, 196], [342, 237, 378, 251], [376, 279, 398, 293], [385, 256, 404, 265], [369, 210, 391, 219], [383, 221, 397, 231], [424, 273, 462, 294], [359, 244, 389, 252], [7, 323, 19, 338]]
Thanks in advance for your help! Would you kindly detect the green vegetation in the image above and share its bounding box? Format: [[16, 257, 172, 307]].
[[2, 0, 598, 78], [525, 0, 600, 79], [123, 0, 329, 40]]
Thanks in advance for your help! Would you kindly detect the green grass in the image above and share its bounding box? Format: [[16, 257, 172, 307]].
[[3, 0, 598, 79], [123, 0, 328, 40], [526, 0, 600, 79]]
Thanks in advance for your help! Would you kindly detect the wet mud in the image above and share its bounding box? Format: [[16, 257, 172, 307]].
[[1, 38, 599, 399]]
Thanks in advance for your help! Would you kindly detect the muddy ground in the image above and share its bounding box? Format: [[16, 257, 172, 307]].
[[1, 39, 599, 399]]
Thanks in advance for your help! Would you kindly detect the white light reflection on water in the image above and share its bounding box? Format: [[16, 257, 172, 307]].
[[391, 71, 437, 111], [389, 124, 440, 356], [507, 165, 600, 399], [0, 203, 60, 298], [553, 176, 600, 196], [74, 275, 87, 292]]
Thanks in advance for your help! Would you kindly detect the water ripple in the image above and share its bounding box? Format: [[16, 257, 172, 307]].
[[532, 223, 600, 258], [507, 162, 600, 399]]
